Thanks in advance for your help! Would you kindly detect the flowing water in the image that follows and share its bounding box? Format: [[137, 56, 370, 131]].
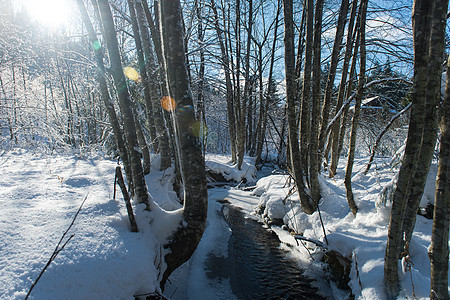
[[205, 202, 325, 300]]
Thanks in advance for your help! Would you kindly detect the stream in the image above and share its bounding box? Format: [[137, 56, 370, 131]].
[[167, 185, 325, 299], [204, 202, 324, 299]]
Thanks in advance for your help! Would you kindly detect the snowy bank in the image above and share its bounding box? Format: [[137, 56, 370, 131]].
[[252, 156, 445, 299], [205, 154, 256, 183], [0, 150, 183, 299]]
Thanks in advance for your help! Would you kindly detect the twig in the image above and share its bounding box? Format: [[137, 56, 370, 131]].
[[364, 102, 412, 174], [316, 198, 329, 245], [115, 166, 139, 232], [25, 194, 89, 299], [353, 251, 363, 290], [113, 165, 117, 201], [293, 235, 328, 250]]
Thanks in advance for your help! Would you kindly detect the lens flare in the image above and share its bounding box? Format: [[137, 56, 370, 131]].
[[92, 40, 101, 51], [124, 67, 140, 82], [160, 96, 176, 112], [191, 120, 208, 138]]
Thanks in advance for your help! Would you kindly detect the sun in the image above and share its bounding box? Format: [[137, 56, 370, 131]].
[[20, 0, 72, 29]]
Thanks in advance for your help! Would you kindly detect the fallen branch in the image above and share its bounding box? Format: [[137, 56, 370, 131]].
[[293, 234, 327, 250], [116, 166, 138, 232], [25, 194, 89, 300]]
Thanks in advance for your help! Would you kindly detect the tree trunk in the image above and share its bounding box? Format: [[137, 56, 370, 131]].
[[97, 0, 149, 207], [299, 0, 314, 179], [242, 0, 253, 154], [384, 0, 432, 296], [158, 0, 208, 288], [337, 22, 360, 165], [195, 0, 207, 156], [310, 0, 325, 203], [344, 0, 367, 217], [135, 0, 172, 170], [429, 51, 450, 300], [235, 0, 245, 170], [210, 0, 237, 163], [318, 0, 350, 160], [255, 0, 281, 166], [127, 0, 158, 154], [401, 0, 448, 246], [133, 109, 151, 175], [283, 0, 315, 215], [76, 0, 133, 186]]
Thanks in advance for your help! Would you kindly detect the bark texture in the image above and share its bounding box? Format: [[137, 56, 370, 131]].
[[401, 0, 448, 246], [158, 0, 208, 288], [135, 0, 172, 170], [429, 54, 450, 300], [76, 0, 132, 185], [344, 0, 367, 216], [310, 0, 325, 204], [384, 0, 432, 296], [283, 0, 315, 214]]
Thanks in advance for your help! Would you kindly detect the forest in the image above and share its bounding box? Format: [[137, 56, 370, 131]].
[[0, 0, 448, 299]]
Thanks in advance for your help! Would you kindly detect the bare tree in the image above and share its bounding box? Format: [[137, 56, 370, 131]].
[[96, 0, 149, 206], [317, 0, 350, 161], [76, 0, 133, 186], [210, 0, 237, 163], [299, 0, 314, 178], [429, 51, 450, 300], [310, 0, 325, 204], [283, 0, 315, 214], [344, 0, 368, 216], [134, 0, 172, 171], [384, 0, 448, 296], [158, 0, 208, 288]]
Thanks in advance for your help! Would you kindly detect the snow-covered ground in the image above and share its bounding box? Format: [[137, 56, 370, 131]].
[[251, 157, 444, 299], [0, 150, 173, 299], [0, 150, 447, 299]]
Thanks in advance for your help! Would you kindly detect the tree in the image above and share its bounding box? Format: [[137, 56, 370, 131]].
[[329, 0, 358, 177], [310, 0, 325, 204], [344, 0, 368, 216], [133, 0, 172, 171], [255, 0, 282, 166], [96, 0, 149, 207], [317, 0, 349, 161], [283, 0, 315, 215], [401, 0, 448, 247], [158, 0, 208, 288], [429, 51, 450, 300], [384, 0, 448, 297], [299, 0, 314, 179], [210, 0, 237, 163], [77, 0, 134, 185]]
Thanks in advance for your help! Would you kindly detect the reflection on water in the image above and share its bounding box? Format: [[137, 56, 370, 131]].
[[205, 203, 324, 300]]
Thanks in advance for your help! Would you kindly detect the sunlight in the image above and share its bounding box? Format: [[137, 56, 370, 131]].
[[20, 0, 72, 29]]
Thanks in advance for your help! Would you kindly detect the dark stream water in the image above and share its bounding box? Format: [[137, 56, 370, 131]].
[[205, 203, 325, 300]]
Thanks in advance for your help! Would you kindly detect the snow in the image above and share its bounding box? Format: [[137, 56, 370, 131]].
[[1, 150, 447, 299], [0, 150, 175, 299], [249, 156, 447, 300], [205, 154, 256, 183]]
